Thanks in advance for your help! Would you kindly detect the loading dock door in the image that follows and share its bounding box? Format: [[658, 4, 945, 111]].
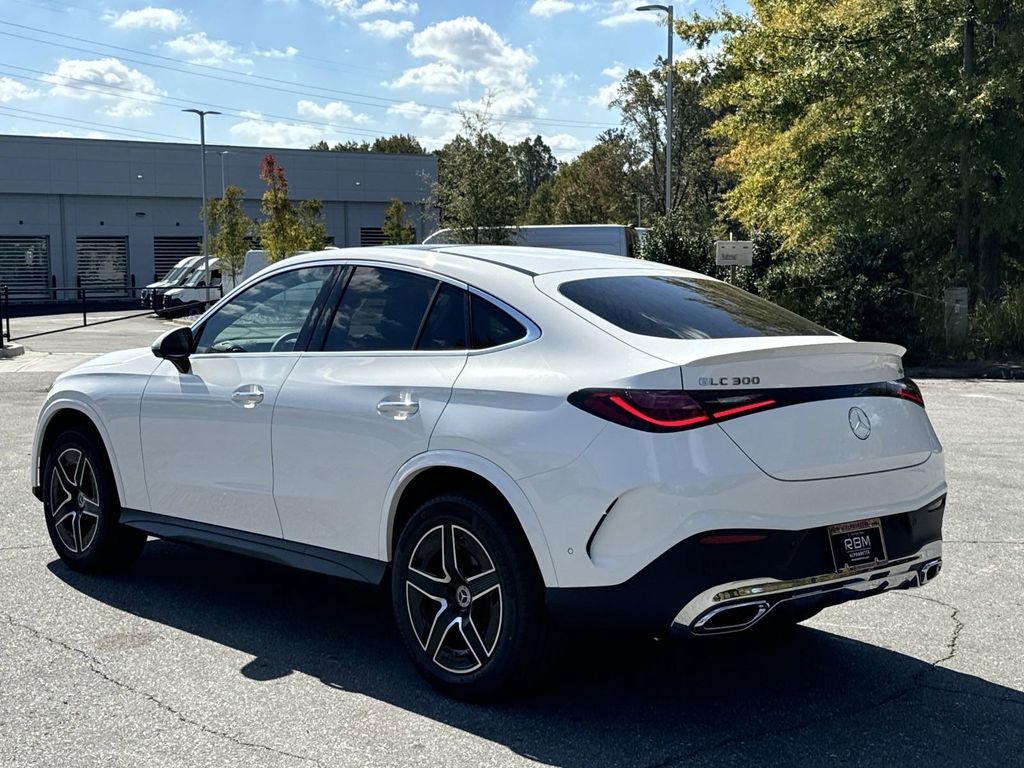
[[76, 236, 128, 296], [153, 236, 201, 280], [0, 236, 50, 300]]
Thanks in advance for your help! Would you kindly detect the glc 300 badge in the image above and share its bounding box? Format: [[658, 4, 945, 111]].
[[848, 407, 871, 440]]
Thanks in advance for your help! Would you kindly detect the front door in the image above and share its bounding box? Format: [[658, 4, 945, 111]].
[[140, 264, 336, 536]]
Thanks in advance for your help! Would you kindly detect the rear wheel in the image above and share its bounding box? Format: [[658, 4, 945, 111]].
[[391, 493, 544, 700], [43, 429, 146, 573]]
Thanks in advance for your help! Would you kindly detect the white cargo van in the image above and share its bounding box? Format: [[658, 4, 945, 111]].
[[422, 224, 642, 258], [158, 258, 222, 316]]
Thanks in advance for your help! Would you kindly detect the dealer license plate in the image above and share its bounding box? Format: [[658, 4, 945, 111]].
[[829, 518, 888, 573]]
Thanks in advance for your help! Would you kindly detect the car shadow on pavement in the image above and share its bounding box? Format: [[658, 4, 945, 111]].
[[50, 540, 1024, 768]]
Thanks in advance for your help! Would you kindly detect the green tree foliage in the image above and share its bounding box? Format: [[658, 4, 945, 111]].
[[548, 129, 638, 224], [258, 154, 325, 262], [310, 134, 426, 154], [676, 0, 1024, 302], [511, 135, 558, 211], [433, 117, 520, 244], [382, 197, 416, 244], [638, 213, 716, 274], [205, 184, 254, 281]]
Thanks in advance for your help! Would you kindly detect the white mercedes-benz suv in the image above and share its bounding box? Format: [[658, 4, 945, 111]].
[[32, 245, 946, 698]]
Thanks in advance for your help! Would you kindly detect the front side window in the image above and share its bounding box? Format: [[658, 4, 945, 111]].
[[193, 265, 334, 354], [558, 275, 834, 339], [323, 266, 438, 352]]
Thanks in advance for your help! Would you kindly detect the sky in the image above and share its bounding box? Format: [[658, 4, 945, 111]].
[[0, 0, 742, 159]]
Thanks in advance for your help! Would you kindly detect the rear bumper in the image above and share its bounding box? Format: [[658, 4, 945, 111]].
[[545, 496, 945, 634]]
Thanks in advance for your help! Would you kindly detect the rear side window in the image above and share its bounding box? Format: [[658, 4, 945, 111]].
[[416, 283, 468, 350], [558, 275, 833, 339], [324, 266, 437, 351], [471, 294, 527, 349]]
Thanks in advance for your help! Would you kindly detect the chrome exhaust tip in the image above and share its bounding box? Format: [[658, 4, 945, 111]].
[[692, 600, 770, 634], [921, 559, 942, 584]]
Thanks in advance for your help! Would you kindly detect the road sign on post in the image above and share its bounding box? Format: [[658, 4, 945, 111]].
[[715, 240, 754, 267]]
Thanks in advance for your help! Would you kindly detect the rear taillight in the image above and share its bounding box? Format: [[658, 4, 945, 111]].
[[568, 389, 776, 433], [570, 378, 924, 433], [892, 377, 925, 407]]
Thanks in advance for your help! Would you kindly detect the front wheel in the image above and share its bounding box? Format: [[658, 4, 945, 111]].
[[391, 493, 544, 700], [42, 429, 146, 573]]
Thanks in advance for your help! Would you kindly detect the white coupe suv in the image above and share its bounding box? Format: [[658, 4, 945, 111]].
[[32, 246, 946, 698]]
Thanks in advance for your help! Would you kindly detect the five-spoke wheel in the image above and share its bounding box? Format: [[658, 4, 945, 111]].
[[392, 493, 544, 699], [43, 429, 146, 572]]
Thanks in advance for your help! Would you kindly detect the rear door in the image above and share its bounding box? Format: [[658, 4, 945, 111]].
[[273, 264, 469, 558], [140, 264, 337, 536]]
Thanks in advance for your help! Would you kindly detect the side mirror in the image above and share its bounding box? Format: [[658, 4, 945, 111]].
[[152, 326, 193, 373]]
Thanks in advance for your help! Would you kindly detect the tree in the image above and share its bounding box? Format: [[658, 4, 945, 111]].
[[432, 115, 520, 244], [372, 134, 426, 154], [548, 129, 639, 224], [309, 134, 426, 154], [258, 154, 326, 262], [205, 184, 254, 281], [382, 197, 416, 244], [511, 136, 558, 211], [676, 0, 1024, 302]]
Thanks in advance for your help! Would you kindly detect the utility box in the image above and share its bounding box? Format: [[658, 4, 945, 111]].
[[943, 287, 969, 347]]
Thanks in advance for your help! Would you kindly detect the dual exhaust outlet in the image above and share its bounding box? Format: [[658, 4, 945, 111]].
[[688, 557, 943, 635]]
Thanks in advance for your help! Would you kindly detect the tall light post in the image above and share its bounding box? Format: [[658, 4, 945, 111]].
[[637, 4, 673, 215], [183, 108, 221, 305], [206, 149, 231, 195]]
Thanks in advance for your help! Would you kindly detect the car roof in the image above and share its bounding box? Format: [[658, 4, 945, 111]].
[[273, 244, 703, 281]]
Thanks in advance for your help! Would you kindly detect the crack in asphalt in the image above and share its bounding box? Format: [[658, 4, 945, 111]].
[[0, 544, 47, 552], [645, 593, 970, 768], [943, 539, 1024, 545], [0, 612, 327, 768]]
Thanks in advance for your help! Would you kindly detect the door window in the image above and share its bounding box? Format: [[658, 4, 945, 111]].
[[416, 283, 468, 350], [193, 265, 334, 354], [323, 266, 438, 352]]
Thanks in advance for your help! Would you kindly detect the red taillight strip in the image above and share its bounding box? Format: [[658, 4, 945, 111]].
[[608, 395, 711, 428], [710, 399, 777, 419], [896, 390, 924, 405]]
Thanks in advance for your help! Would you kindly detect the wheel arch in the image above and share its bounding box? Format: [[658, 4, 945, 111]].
[[381, 451, 558, 587], [34, 402, 124, 506]]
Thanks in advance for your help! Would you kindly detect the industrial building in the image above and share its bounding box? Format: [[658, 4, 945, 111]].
[[0, 134, 437, 303]]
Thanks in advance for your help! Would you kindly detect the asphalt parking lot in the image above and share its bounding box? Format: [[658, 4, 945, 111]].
[[2, 313, 1023, 768]]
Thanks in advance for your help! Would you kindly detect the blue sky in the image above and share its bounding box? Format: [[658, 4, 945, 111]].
[[0, 0, 739, 158]]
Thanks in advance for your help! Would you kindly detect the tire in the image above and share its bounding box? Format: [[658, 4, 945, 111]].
[[391, 493, 545, 700], [42, 429, 146, 573]]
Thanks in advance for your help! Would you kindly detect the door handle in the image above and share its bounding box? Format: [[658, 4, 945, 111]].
[[231, 384, 264, 408], [377, 397, 419, 419]]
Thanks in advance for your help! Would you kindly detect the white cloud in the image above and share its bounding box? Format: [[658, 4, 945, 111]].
[[602, 63, 626, 79], [599, 0, 661, 27], [358, 19, 414, 38], [0, 77, 40, 102], [317, 0, 418, 18], [105, 6, 187, 31], [165, 33, 254, 67], [297, 99, 370, 124], [229, 118, 325, 147], [391, 16, 536, 99], [254, 45, 299, 59], [544, 72, 579, 94], [529, 0, 575, 17], [35, 129, 110, 139], [43, 58, 164, 118], [389, 61, 470, 93]]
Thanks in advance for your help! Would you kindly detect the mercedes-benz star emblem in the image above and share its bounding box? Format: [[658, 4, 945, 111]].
[[848, 407, 871, 440], [455, 584, 472, 609]]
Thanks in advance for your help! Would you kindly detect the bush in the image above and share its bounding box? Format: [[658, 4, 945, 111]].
[[753, 234, 916, 346], [638, 214, 716, 274], [969, 284, 1024, 358]]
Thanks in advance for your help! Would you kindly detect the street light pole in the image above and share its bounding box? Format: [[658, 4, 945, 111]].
[[183, 108, 221, 305], [637, 4, 674, 215], [206, 150, 230, 195]]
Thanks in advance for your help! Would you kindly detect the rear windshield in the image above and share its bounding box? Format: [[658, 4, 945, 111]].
[[558, 275, 833, 339]]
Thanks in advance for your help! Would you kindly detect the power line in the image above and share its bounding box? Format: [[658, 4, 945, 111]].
[[0, 106, 194, 142], [0, 64, 392, 140], [0, 19, 620, 131]]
